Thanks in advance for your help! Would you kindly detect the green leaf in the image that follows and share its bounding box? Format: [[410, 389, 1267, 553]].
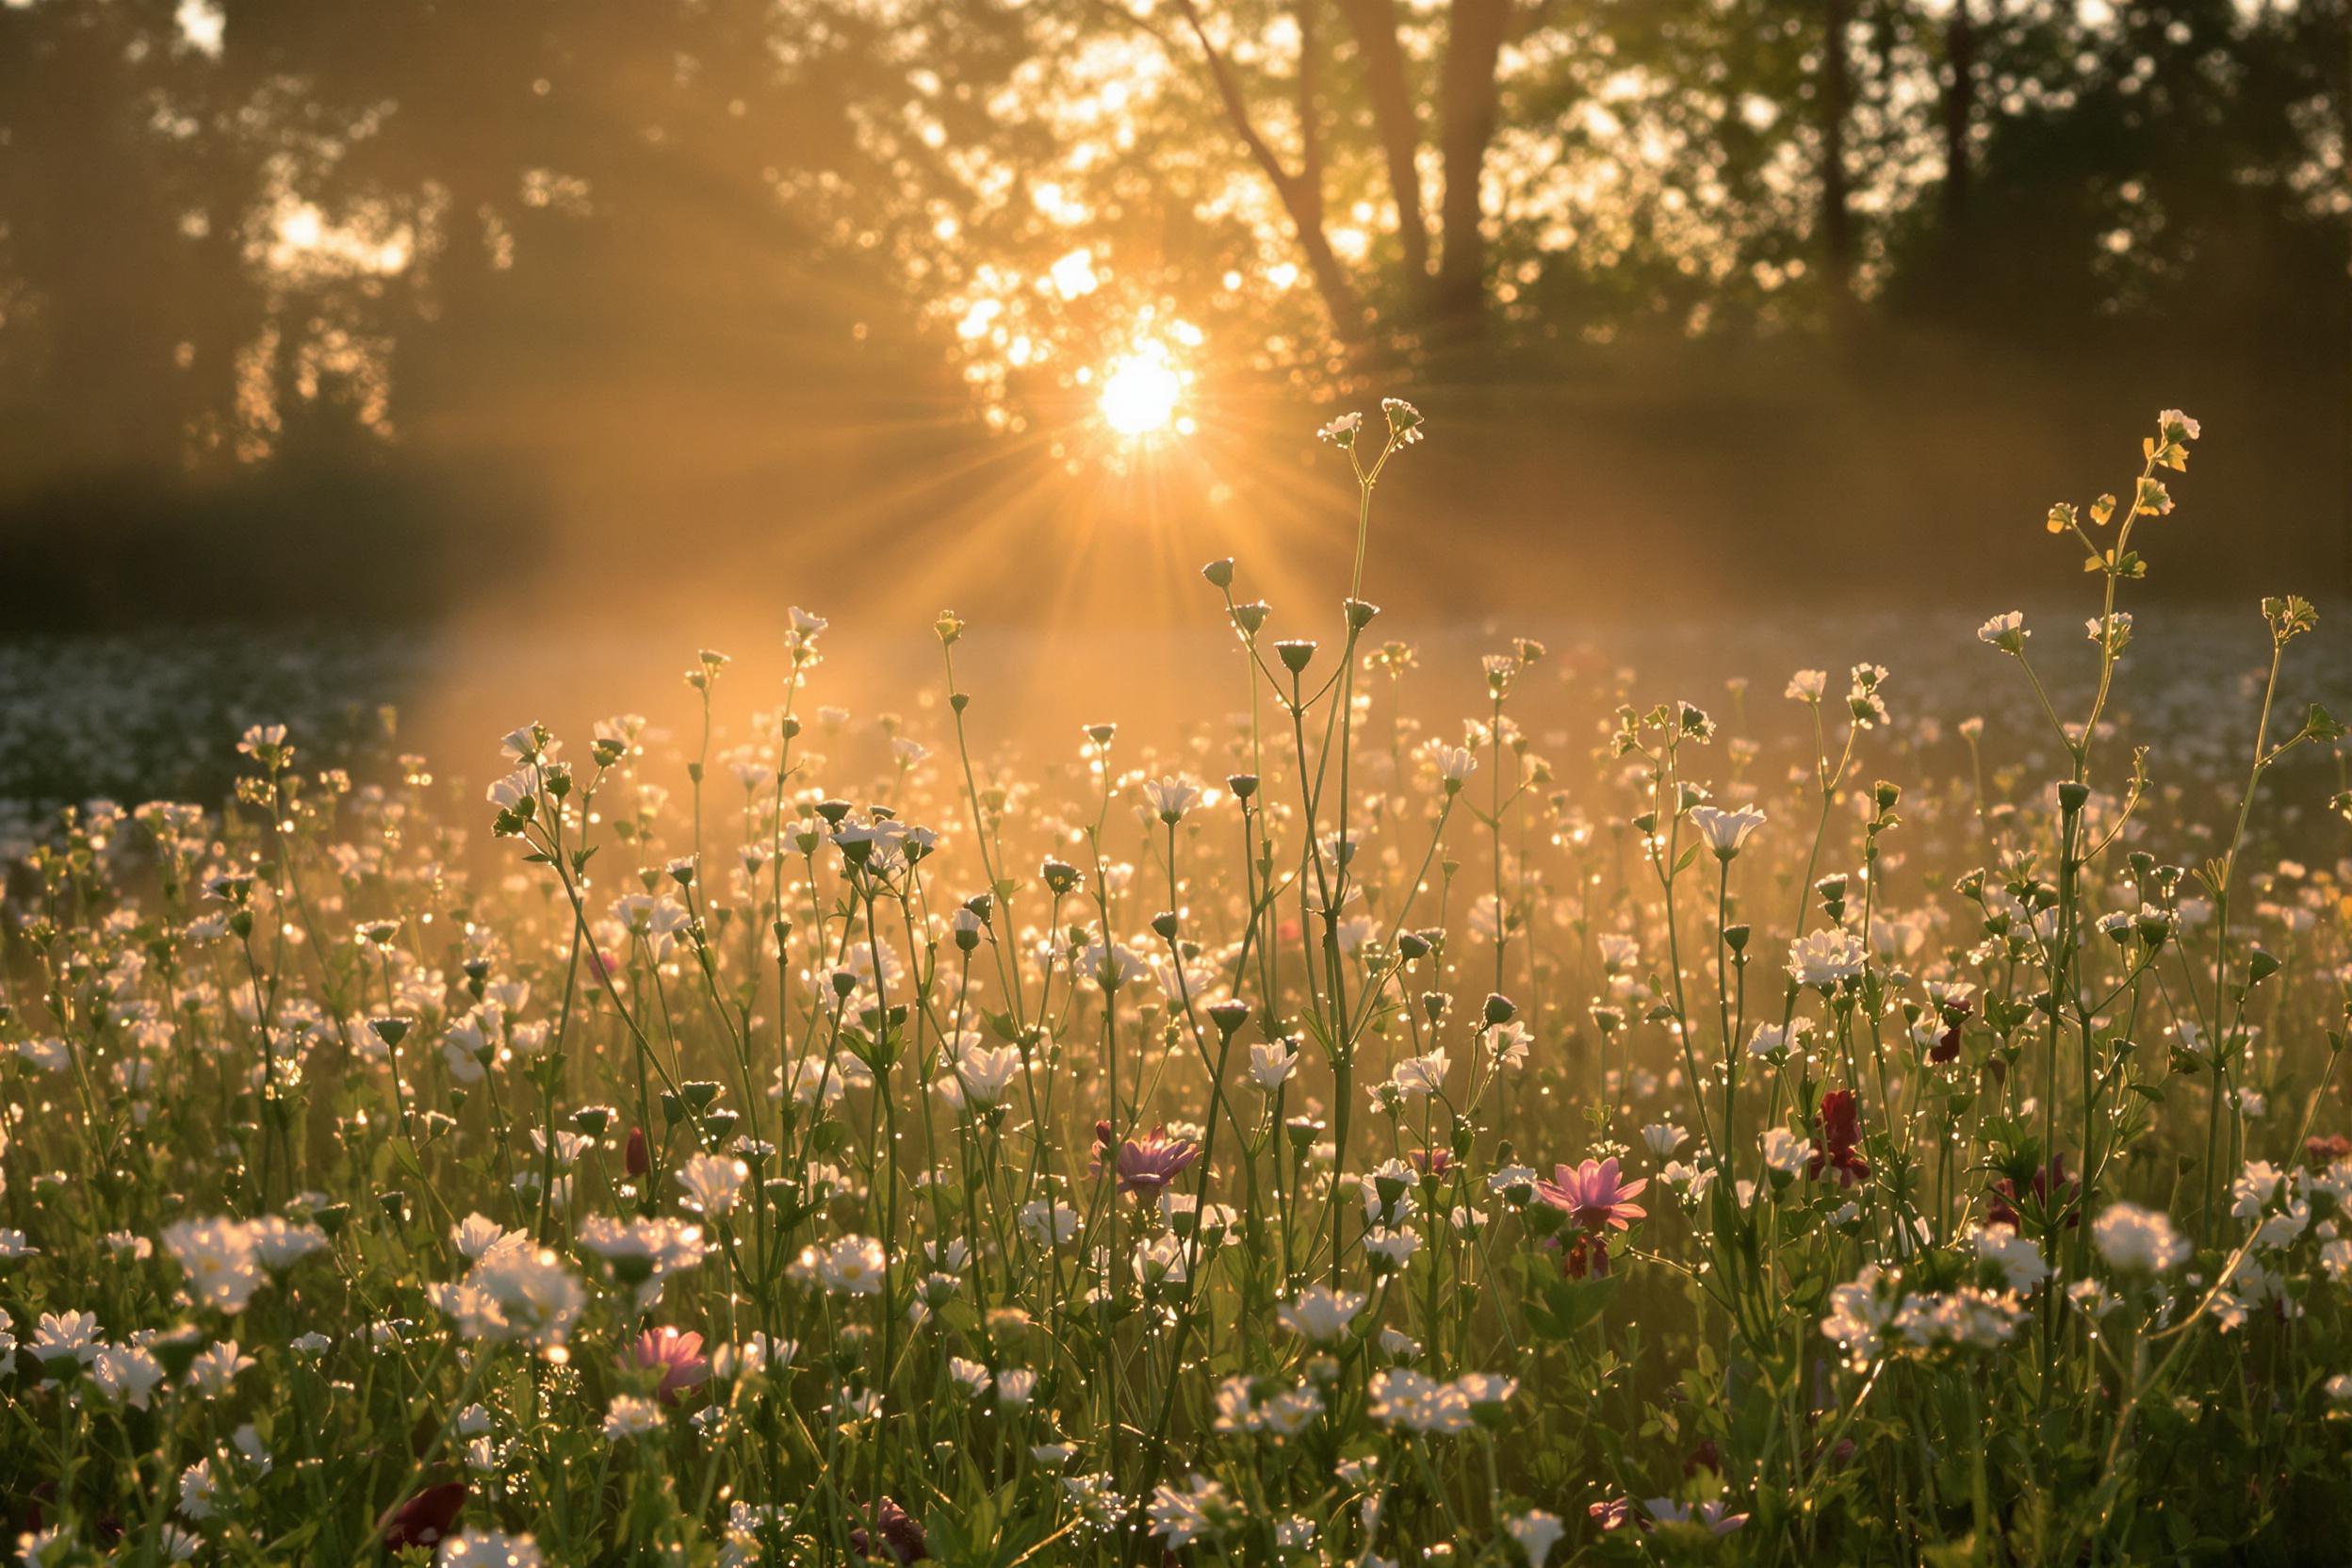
[[1527, 1272, 1621, 1340]]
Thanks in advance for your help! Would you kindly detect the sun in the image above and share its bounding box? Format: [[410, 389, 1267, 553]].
[[1097, 348, 1184, 436]]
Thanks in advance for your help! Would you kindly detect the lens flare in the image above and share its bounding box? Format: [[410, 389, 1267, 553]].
[[1098, 349, 1183, 436]]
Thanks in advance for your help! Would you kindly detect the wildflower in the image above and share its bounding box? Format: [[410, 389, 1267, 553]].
[[623, 1327, 710, 1403], [1787, 928, 1866, 988], [1430, 743, 1478, 790], [1974, 1225, 2050, 1294], [1927, 992, 1971, 1062], [438, 1530, 544, 1567], [1807, 1090, 1870, 1186], [1457, 1372, 1518, 1411], [577, 1216, 706, 1298], [1093, 1123, 1200, 1198], [1488, 1164, 1539, 1204], [1277, 1284, 1367, 1343], [1248, 1039, 1299, 1089], [810, 1234, 888, 1296], [604, 1395, 666, 1441], [1644, 1498, 1749, 1534], [1317, 411, 1364, 449], [1820, 1265, 1896, 1368], [1390, 1050, 1448, 1097], [1891, 1288, 2025, 1354], [1848, 663, 1890, 728], [452, 1213, 524, 1263], [1148, 1474, 1233, 1549], [92, 1345, 167, 1408], [1083, 939, 1151, 991], [31, 1310, 103, 1366], [162, 1216, 265, 1314], [243, 1216, 328, 1269], [949, 1042, 1023, 1107], [675, 1153, 747, 1217], [187, 1340, 254, 1396], [947, 1356, 991, 1396], [1369, 1368, 1474, 1433], [1986, 1155, 2079, 1231], [380, 1484, 467, 1553], [1786, 669, 1828, 703], [430, 1250, 585, 1348], [2094, 1202, 2188, 1274], [2230, 1160, 2288, 1221], [16, 1528, 71, 1568], [1689, 803, 1766, 859], [1536, 1157, 1648, 1231], [1641, 1122, 1688, 1158], [1140, 776, 1202, 824], [2069, 1279, 2120, 1318], [1761, 1128, 1813, 1182], [847, 1497, 929, 1563], [1977, 612, 2029, 653], [1507, 1510, 1565, 1565], [1017, 1200, 1080, 1246], [1380, 396, 1425, 444]]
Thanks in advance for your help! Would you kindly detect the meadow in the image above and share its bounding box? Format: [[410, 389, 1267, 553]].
[[3, 403, 2350, 1567]]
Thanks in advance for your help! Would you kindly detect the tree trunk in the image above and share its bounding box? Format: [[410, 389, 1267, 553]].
[[1942, 0, 1975, 224], [1333, 0, 1429, 282], [1431, 0, 1508, 327], [1174, 0, 1368, 339], [1819, 0, 1855, 310]]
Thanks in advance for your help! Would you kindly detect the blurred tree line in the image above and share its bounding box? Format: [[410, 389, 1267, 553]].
[[0, 0, 2343, 626]]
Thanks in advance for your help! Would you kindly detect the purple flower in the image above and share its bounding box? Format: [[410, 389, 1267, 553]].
[[1588, 1496, 1634, 1532], [1536, 1157, 1648, 1232], [622, 1326, 710, 1404], [1093, 1121, 1200, 1199]]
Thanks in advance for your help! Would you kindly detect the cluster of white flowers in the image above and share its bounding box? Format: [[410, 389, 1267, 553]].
[[1366, 1367, 1516, 1433], [2093, 1202, 2189, 1275], [161, 1214, 329, 1315], [430, 1248, 586, 1348], [1821, 1265, 2027, 1364]]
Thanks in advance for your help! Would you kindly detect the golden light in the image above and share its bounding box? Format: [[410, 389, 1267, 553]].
[[1098, 348, 1183, 436]]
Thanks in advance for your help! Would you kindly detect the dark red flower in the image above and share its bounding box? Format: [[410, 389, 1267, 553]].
[[1552, 1229, 1611, 1280], [2305, 1135, 2352, 1168], [1931, 997, 1971, 1063], [380, 1481, 466, 1551], [1987, 1153, 2080, 1231], [1807, 1090, 1870, 1186], [626, 1125, 650, 1178], [849, 1497, 929, 1563]]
